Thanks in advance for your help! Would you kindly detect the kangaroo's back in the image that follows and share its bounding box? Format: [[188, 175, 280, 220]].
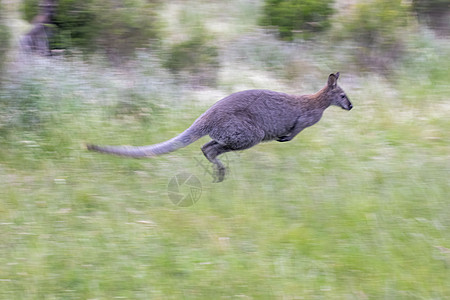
[[203, 89, 304, 140]]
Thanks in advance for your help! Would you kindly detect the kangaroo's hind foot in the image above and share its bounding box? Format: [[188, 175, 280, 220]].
[[201, 140, 232, 183]]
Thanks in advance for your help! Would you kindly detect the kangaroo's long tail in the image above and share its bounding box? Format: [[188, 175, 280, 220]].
[[87, 123, 207, 158]]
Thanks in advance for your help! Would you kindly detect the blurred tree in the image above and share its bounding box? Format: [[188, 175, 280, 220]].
[[20, 0, 162, 61], [21, 0, 40, 22], [340, 0, 410, 71], [163, 28, 219, 87], [260, 0, 335, 40], [412, 0, 449, 36], [0, 1, 10, 80], [49, 0, 95, 51], [91, 0, 161, 61]]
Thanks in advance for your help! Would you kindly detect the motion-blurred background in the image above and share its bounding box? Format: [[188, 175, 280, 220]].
[[0, 0, 449, 298]]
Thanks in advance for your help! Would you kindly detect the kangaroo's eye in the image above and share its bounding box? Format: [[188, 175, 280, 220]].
[[340, 94, 346, 99]]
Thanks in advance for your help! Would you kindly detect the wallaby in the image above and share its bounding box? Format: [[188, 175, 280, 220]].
[[88, 72, 352, 182], [21, 0, 56, 56]]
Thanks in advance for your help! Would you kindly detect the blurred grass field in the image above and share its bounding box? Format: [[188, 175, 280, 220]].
[[1, 1, 450, 299]]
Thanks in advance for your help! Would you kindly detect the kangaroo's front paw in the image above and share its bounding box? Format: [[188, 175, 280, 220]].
[[277, 136, 291, 142]]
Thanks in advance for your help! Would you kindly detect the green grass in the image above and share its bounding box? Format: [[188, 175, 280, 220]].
[[1, 3, 450, 299], [1, 65, 449, 299]]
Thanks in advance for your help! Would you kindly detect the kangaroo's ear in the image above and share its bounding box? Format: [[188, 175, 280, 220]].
[[328, 73, 338, 88]]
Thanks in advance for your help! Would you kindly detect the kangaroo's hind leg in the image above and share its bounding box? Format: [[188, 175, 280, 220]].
[[202, 128, 264, 182], [203, 118, 265, 182], [201, 140, 231, 182]]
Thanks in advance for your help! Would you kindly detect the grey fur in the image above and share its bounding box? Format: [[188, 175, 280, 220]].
[[88, 73, 352, 182]]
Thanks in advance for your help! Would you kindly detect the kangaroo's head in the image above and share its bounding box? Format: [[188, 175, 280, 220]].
[[327, 72, 352, 111]]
